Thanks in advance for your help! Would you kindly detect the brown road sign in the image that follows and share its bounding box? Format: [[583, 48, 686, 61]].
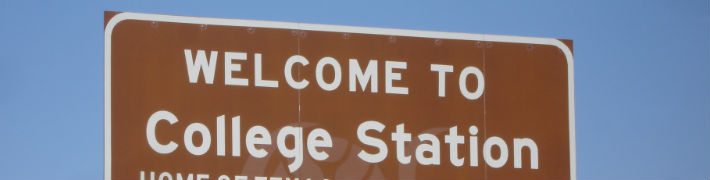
[[105, 11, 575, 180]]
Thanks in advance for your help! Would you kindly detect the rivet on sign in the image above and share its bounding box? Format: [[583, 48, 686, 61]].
[[299, 31, 307, 38], [486, 42, 493, 48], [434, 39, 443, 46], [526, 44, 533, 51], [388, 36, 397, 43], [343, 33, 350, 39], [291, 30, 299, 36], [247, 27, 255, 34], [476, 41, 483, 48], [150, 21, 158, 28], [200, 24, 207, 31]]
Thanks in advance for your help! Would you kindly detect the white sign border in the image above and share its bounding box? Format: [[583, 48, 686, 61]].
[[104, 12, 576, 180]]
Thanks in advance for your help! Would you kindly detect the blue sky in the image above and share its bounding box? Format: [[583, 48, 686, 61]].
[[0, 0, 708, 179]]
